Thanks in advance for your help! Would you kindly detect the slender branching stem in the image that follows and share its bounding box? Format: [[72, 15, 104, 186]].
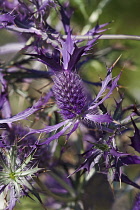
[[34, 177, 76, 203], [4, 26, 140, 41], [67, 34, 140, 41]]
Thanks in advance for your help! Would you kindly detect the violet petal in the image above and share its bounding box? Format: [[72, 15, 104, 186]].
[[85, 113, 113, 123], [0, 91, 52, 124], [39, 121, 73, 145]]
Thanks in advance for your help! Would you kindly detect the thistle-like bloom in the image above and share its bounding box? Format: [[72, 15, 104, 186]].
[[0, 24, 121, 145], [0, 121, 54, 209], [22, 27, 121, 145], [0, 0, 119, 145], [0, 145, 41, 210]]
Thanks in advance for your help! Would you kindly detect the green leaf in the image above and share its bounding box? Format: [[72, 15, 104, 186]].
[[16, 149, 36, 172], [17, 167, 42, 177], [0, 153, 9, 170]]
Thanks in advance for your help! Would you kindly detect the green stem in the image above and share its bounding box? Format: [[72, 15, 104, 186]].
[[4, 26, 140, 41], [48, 171, 75, 197], [34, 177, 75, 203], [64, 34, 140, 41]]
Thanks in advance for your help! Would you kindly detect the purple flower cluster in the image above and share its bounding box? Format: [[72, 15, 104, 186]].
[[0, 1, 140, 209]]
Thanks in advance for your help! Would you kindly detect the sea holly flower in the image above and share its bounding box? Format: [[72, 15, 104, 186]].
[[26, 67, 119, 145], [0, 24, 121, 145], [0, 145, 42, 210], [0, 1, 140, 209], [22, 31, 121, 144]]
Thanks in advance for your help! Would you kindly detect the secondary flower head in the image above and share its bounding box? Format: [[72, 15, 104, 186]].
[[0, 145, 41, 210], [0, 122, 53, 209]]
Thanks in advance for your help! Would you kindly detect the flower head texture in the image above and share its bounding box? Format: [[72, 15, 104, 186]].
[[0, 145, 41, 210], [53, 71, 87, 119]]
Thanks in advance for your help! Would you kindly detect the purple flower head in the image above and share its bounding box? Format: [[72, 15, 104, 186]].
[[53, 71, 87, 119], [23, 62, 120, 146]]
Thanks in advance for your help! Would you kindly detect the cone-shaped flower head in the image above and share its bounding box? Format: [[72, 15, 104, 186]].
[[53, 71, 87, 119]]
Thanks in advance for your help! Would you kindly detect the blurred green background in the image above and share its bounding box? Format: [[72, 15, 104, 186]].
[[69, 0, 140, 103]]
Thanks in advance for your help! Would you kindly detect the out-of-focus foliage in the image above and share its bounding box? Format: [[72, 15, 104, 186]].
[[68, 0, 140, 103]]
